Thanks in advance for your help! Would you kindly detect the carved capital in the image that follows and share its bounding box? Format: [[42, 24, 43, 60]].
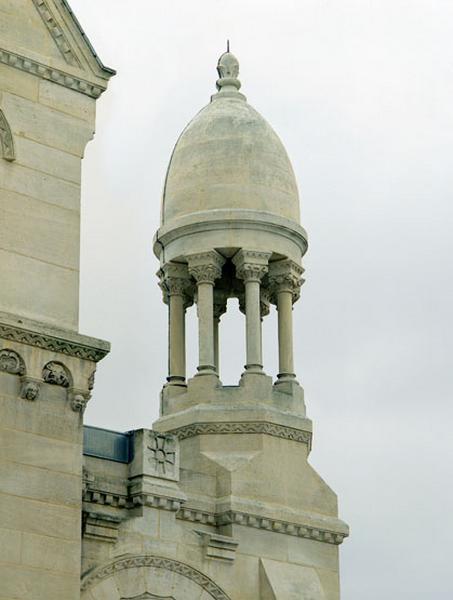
[[158, 263, 193, 306], [187, 251, 225, 285], [232, 250, 271, 283], [268, 259, 305, 301]]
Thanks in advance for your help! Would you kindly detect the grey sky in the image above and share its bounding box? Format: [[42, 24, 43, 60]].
[[71, 1, 453, 598]]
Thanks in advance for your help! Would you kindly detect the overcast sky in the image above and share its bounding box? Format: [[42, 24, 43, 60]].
[[71, 1, 453, 598]]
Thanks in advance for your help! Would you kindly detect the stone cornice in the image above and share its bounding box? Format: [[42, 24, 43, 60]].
[[32, 0, 81, 67], [0, 47, 106, 98], [0, 314, 110, 362], [81, 554, 232, 599], [178, 508, 348, 546], [168, 421, 312, 447]]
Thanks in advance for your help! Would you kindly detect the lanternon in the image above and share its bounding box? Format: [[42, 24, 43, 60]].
[[0, 2, 348, 596]]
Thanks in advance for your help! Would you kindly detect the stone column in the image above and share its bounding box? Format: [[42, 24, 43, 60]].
[[268, 259, 304, 382], [188, 251, 225, 376], [213, 290, 228, 375], [159, 263, 193, 385], [233, 250, 271, 374]]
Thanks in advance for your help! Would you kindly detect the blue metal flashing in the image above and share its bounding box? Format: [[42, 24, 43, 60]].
[[83, 425, 133, 463]]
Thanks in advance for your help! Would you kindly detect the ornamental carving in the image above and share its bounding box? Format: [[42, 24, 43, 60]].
[[268, 259, 305, 301], [20, 378, 40, 401], [81, 554, 232, 599], [0, 321, 109, 362], [70, 393, 88, 413], [42, 361, 71, 387], [169, 421, 312, 446], [0, 110, 15, 161], [232, 250, 271, 283], [187, 251, 225, 285], [0, 349, 25, 375], [147, 432, 177, 478]]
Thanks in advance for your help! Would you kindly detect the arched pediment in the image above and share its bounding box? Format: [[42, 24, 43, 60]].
[[81, 554, 232, 600], [0, 109, 15, 162]]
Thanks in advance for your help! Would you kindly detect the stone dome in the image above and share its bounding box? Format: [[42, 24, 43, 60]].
[[161, 52, 300, 226]]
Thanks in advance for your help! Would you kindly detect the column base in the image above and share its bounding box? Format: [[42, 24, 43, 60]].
[[243, 363, 265, 375], [195, 364, 217, 377], [276, 372, 297, 383], [165, 375, 186, 386]]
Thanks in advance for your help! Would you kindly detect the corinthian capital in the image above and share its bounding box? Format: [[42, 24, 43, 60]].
[[268, 259, 305, 302], [232, 249, 271, 283], [187, 251, 225, 285], [158, 262, 193, 303]]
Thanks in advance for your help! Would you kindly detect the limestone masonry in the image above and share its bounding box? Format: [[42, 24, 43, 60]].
[[0, 2, 348, 598]]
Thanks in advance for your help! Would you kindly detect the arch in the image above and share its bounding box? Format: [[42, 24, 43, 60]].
[[81, 554, 232, 600], [0, 349, 25, 375], [42, 361, 72, 388], [0, 109, 15, 161]]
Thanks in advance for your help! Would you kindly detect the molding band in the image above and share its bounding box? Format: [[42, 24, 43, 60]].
[[81, 554, 232, 599], [178, 507, 348, 546], [0, 47, 105, 98], [169, 421, 312, 446], [0, 322, 109, 362]]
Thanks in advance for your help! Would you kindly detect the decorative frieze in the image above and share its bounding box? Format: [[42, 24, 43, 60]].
[[0, 320, 109, 361], [168, 421, 312, 447], [0, 48, 105, 98], [0, 109, 15, 162]]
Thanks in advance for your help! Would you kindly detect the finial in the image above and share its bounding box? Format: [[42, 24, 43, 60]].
[[216, 46, 241, 93]]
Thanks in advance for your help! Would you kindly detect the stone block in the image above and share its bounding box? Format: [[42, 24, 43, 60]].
[[129, 429, 180, 481], [0, 159, 80, 211], [0, 527, 21, 564], [1, 427, 81, 475], [13, 136, 81, 183], [2, 92, 94, 156], [0, 462, 80, 507], [0, 63, 39, 101], [0, 189, 80, 270], [0, 493, 80, 540], [0, 248, 78, 330], [259, 558, 326, 599], [39, 80, 96, 122], [21, 531, 80, 574]]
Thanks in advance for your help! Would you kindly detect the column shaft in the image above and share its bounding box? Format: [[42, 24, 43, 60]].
[[197, 281, 215, 373], [245, 279, 263, 370], [168, 293, 185, 383], [277, 289, 295, 378]]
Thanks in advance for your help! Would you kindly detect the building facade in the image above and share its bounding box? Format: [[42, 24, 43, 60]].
[[0, 2, 348, 598]]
